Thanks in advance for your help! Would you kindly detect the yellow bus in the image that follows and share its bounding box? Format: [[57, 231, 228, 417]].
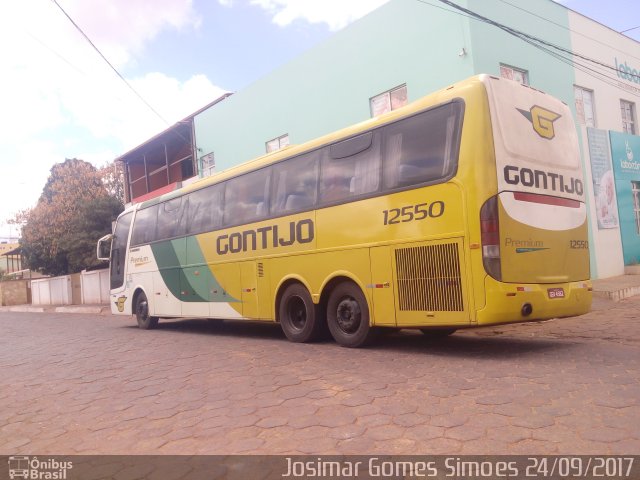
[[98, 75, 592, 347]]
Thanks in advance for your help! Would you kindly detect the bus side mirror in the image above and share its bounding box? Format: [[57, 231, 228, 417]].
[[97, 233, 113, 261]]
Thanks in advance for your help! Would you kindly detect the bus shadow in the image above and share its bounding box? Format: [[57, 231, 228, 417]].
[[125, 319, 574, 359], [373, 329, 574, 359], [138, 318, 287, 342]]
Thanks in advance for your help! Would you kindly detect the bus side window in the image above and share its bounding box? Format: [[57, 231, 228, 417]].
[[320, 132, 381, 204], [383, 102, 462, 189], [186, 184, 224, 235], [272, 151, 319, 215], [131, 205, 159, 246], [224, 169, 271, 226], [156, 197, 186, 241]]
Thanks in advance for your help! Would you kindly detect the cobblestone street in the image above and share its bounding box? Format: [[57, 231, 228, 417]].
[[1, 296, 639, 455]]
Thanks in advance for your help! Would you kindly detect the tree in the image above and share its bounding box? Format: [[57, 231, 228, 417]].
[[99, 161, 126, 206], [19, 158, 124, 276]]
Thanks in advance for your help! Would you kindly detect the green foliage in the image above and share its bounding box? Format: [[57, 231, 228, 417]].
[[19, 158, 124, 276], [65, 195, 123, 272]]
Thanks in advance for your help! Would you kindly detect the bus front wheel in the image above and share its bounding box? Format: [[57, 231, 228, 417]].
[[135, 292, 159, 330], [327, 282, 376, 348], [279, 284, 322, 343]]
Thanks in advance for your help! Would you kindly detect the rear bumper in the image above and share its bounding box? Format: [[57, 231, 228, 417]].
[[476, 275, 592, 326]]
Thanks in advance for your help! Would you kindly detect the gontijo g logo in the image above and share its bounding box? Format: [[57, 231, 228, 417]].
[[115, 295, 127, 313], [517, 105, 561, 140]]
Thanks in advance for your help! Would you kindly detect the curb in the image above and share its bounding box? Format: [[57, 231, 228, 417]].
[[0, 305, 111, 314], [593, 285, 640, 302], [54, 306, 110, 314], [1, 306, 46, 313]]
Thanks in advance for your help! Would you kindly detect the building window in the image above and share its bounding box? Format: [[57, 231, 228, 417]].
[[574, 86, 596, 127], [500, 64, 529, 85], [370, 84, 408, 117], [633, 181, 640, 234], [621, 100, 637, 135], [266, 134, 290, 153], [201, 152, 215, 177]]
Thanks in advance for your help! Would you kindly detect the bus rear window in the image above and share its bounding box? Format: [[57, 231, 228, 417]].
[[383, 102, 462, 189]]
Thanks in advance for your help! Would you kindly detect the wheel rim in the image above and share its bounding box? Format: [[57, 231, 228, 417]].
[[286, 295, 307, 331], [137, 299, 148, 321], [335, 296, 361, 334]]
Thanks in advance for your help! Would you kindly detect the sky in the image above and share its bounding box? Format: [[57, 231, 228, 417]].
[[0, 0, 639, 241]]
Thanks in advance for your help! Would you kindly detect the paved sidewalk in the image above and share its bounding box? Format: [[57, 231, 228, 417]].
[[0, 303, 110, 314], [1, 288, 640, 455]]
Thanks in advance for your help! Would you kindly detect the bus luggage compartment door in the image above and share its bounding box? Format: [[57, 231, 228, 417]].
[[369, 246, 397, 326], [391, 238, 469, 327], [240, 261, 271, 320]]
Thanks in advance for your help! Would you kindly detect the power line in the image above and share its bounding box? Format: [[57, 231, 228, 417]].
[[439, 0, 632, 79], [421, 0, 639, 96], [23, 25, 198, 140], [25, 29, 87, 76], [496, 0, 640, 63], [49, 0, 171, 126], [418, 0, 639, 96]]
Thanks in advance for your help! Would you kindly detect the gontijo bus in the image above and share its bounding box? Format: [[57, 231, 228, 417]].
[[98, 74, 592, 347]]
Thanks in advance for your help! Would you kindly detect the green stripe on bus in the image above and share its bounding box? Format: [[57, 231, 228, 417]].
[[151, 238, 239, 303]]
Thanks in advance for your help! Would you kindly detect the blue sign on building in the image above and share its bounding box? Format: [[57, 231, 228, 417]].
[[610, 131, 640, 265]]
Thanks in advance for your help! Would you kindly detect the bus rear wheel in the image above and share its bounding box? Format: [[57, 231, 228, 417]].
[[279, 284, 322, 343], [327, 282, 376, 348], [135, 292, 159, 330]]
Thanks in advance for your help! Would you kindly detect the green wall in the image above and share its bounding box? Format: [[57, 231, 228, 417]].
[[467, 0, 574, 104], [194, 0, 474, 171]]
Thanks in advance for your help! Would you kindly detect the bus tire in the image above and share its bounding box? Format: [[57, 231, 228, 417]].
[[327, 282, 376, 348], [135, 292, 158, 330], [279, 284, 322, 343], [420, 328, 456, 338]]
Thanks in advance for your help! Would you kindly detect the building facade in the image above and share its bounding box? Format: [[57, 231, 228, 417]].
[[118, 94, 232, 204], [183, 0, 639, 278], [0, 242, 22, 275], [568, 11, 640, 277]]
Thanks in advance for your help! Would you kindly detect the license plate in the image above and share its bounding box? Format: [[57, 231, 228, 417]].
[[547, 287, 565, 299]]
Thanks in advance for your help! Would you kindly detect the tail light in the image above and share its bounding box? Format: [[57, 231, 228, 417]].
[[480, 196, 502, 281]]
